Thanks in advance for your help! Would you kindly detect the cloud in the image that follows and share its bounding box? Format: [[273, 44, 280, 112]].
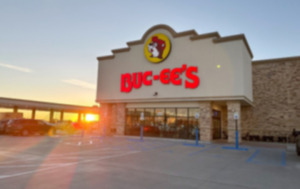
[[0, 63, 33, 73], [62, 79, 96, 90]]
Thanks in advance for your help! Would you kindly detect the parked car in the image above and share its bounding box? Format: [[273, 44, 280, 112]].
[[0, 119, 10, 134], [5, 119, 56, 136]]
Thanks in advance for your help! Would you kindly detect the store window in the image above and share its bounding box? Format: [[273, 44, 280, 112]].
[[188, 108, 200, 139], [177, 108, 188, 139], [125, 107, 200, 140]]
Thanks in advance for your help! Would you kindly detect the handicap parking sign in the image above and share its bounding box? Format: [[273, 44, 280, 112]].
[[234, 112, 239, 120], [140, 112, 144, 121]]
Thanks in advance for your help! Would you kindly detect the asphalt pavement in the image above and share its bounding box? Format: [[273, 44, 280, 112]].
[[0, 135, 299, 189]]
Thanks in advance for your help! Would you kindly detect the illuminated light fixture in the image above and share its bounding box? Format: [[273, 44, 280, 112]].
[[217, 65, 221, 69]]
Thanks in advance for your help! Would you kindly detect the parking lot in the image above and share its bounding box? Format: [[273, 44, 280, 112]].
[[0, 135, 299, 189]]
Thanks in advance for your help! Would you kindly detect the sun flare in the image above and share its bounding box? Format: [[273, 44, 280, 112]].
[[85, 114, 98, 122]]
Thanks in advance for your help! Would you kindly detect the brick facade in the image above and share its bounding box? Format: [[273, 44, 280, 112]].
[[242, 57, 300, 138]]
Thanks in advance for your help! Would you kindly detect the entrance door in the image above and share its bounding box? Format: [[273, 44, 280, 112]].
[[212, 110, 222, 139]]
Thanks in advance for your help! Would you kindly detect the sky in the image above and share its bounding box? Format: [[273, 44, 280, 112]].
[[0, 0, 300, 107]]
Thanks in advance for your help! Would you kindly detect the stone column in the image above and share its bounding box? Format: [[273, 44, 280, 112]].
[[13, 106, 18, 113], [100, 103, 112, 135], [78, 113, 82, 123], [49, 109, 54, 123], [60, 110, 64, 121], [83, 113, 86, 122], [111, 104, 117, 133], [227, 101, 241, 143], [115, 103, 126, 135], [31, 109, 36, 119], [199, 102, 213, 142]]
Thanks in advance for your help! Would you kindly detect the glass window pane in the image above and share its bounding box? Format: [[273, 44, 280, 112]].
[[189, 108, 200, 118], [166, 108, 176, 116], [177, 117, 189, 139], [127, 108, 135, 115], [213, 110, 221, 118], [136, 108, 144, 116], [125, 116, 139, 136], [166, 117, 176, 131], [145, 116, 155, 126], [145, 109, 154, 116], [155, 108, 164, 116], [154, 117, 164, 128], [188, 118, 199, 139], [177, 108, 187, 117]]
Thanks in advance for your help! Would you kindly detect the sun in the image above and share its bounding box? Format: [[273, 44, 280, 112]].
[[85, 114, 98, 122]]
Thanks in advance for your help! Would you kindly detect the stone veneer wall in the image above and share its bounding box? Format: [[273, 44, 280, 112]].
[[242, 57, 300, 137], [199, 102, 213, 141], [111, 104, 117, 133], [115, 103, 126, 135], [100, 103, 112, 135]]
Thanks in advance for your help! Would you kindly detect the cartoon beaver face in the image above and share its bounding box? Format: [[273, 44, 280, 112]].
[[147, 36, 166, 59]]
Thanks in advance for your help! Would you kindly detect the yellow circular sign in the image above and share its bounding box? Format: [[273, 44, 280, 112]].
[[144, 33, 171, 63]]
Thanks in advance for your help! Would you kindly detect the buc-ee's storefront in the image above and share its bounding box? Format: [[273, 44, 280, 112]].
[[96, 24, 300, 143]]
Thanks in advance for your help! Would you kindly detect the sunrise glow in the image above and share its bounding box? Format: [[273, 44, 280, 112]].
[[85, 114, 99, 122]]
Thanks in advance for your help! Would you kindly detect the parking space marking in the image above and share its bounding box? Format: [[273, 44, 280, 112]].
[[246, 149, 260, 163], [122, 139, 179, 152], [246, 149, 286, 167], [0, 150, 139, 180]]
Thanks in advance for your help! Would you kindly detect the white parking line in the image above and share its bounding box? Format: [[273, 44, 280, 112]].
[[0, 151, 41, 161], [0, 151, 139, 180], [48, 147, 121, 157]]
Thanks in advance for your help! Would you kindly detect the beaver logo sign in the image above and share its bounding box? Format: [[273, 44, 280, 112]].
[[144, 33, 171, 63]]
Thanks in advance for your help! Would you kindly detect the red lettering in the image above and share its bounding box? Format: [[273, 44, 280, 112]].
[[185, 66, 200, 88], [120, 64, 200, 93], [132, 72, 142, 89], [121, 73, 132, 92], [170, 68, 182, 85], [160, 68, 170, 84], [143, 71, 152, 86]]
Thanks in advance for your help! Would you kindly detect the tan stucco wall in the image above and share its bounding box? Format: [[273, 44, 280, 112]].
[[96, 25, 253, 104]]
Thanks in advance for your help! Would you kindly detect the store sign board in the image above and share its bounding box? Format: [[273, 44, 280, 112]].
[[120, 64, 200, 93]]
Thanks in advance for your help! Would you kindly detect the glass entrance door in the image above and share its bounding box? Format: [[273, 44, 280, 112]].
[[212, 110, 222, 139]]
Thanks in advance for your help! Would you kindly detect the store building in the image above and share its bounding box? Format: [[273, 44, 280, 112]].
[[96, 25, 300, 143]]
